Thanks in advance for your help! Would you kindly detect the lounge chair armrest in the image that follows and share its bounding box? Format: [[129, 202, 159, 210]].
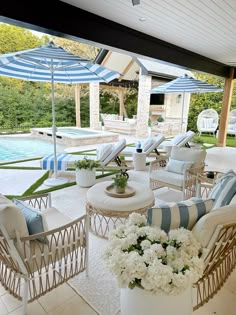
[[19, 193, 51, 210]]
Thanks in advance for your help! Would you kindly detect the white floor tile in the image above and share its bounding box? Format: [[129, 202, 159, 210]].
[[1, 293, 22, 313], [0, 299, 8, 315], [9, 300, 47, 315], [47, 294, 98, 315], [38, 283, 76, 313]]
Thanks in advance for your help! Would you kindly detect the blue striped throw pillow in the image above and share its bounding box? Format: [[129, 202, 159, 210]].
[[209, 170, 236, 210], [147, 197, 214, 232]]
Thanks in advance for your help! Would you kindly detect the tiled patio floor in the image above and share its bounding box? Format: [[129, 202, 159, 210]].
[[0, 145, 236, 314]]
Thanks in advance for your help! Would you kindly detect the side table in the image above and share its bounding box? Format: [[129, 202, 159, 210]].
[[132, 152, 146, 171], [86, 181, 154, 238], [197, 171, 223, 198]]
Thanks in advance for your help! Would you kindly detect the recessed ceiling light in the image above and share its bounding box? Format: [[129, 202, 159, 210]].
[[132, 0, 140, 5], [139, 17, 146, 22]]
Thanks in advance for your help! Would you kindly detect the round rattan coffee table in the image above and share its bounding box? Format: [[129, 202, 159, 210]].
[[86, 180, 155, 238]]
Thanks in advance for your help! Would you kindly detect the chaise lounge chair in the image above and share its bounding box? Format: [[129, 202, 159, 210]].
[[159, 130, 195, 155], [121, 134, 165, 158], [41, 139, 128, 177]]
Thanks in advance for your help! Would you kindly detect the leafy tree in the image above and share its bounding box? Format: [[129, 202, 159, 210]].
[[187, 73, 225, 132], [0, 23, 47, 53], [53, 37, 99, 60]]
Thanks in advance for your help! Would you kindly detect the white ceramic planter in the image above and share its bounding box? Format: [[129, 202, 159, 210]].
[[120, 286, 192, 315], [76, 169, 96, 187]]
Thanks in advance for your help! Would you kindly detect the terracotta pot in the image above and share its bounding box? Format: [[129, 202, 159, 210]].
[[120, 286, 192, 315]]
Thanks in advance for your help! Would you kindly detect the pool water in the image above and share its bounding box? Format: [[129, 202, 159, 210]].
[[58, 128, 98, 136], [0, 137, 67, 161]]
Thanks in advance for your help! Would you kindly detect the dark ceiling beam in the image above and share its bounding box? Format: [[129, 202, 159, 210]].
[[0, 0, 232, 78]]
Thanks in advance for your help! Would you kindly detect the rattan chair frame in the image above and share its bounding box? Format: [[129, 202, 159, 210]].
[[0, 193, 88, 315], [193, 223, 236, 310]]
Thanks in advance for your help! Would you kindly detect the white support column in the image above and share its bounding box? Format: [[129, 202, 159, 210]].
[[89, 82, 100, 129], [136, 69, 152, 138], [75, 84, 81, 127]]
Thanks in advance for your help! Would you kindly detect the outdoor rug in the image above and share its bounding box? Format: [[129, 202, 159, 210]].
[[69, 233, 120, 315]]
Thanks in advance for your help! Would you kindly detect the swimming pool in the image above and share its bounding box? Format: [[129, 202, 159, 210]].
[[0, 137, 67, 161], [31, 127, 119, 146]]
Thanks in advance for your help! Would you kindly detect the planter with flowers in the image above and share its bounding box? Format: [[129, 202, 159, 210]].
[[74, 158, 100, 187], [104, 213, 203, 315]]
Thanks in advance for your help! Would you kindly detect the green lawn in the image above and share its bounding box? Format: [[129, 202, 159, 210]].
[[200, 135, 236, 147]]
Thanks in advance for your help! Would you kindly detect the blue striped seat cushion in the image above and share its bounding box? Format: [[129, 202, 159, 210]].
[[209, 169, 236, 210], [147, 197, 214, 232]]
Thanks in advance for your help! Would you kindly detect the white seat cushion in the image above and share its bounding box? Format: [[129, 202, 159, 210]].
[[143, 138, 153, 152], [102, 139, 126, 166], [192, 204, 236, 248], [97, 143, 113, 162], [150, 169, 184, 187], [43, 207, 72, 230], [0, 194, 29, 239]]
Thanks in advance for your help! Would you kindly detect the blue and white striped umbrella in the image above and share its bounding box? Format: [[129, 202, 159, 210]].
[[151, 74, 223, 132], [0, 41, 119, 83], [0, 42, 120, 186], [150, 74, 223, 94]]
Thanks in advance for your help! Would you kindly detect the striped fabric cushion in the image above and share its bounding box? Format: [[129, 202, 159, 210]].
[[41, 153, 73, 171], [209, 170, 236, 210], [147, 197, 214, 233]]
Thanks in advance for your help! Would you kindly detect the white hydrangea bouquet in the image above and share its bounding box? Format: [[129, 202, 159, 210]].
[[104, 213, 204, 295]]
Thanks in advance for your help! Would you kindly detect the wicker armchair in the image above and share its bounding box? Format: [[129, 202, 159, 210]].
[[149, 147, 206, 200], [0, 193, 88, 315], [193, 222, 236, 310]]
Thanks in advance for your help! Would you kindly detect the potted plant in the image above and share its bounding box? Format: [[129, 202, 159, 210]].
[[104, 213, 204, 315], [74, 158, 100, 187], [112, 173, 128, 193], [157, 115, 164, 123]]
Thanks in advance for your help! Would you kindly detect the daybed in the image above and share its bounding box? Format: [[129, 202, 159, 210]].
[[0, 193, 88, 314], [148, 170, 236, 311], [103, 118, 137, 135]]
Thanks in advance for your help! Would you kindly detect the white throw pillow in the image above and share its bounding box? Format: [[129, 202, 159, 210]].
[[166, 158, 193, 174], [97, 144, 113, 162], [143, 138, 153, 152]]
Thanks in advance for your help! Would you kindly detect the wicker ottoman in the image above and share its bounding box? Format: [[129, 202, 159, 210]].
[[86, 180, 155, 238]]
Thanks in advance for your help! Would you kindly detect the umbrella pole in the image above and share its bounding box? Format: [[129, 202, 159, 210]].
[[51, 68, 58, 179], [181, 92, 186, 133], [44, 61, 68, 187]]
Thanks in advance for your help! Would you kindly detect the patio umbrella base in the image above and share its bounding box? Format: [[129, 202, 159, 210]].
[[44, 177, 69, 187]]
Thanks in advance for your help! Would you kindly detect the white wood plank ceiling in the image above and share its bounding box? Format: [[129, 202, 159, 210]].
[[61, 0, 236, 66]]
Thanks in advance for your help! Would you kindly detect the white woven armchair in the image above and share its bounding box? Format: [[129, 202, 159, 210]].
[[227, 109, 236, 137], [197, 109, 219, 136], [0, 193, 88, 315], [149, 147, 206, 200]]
